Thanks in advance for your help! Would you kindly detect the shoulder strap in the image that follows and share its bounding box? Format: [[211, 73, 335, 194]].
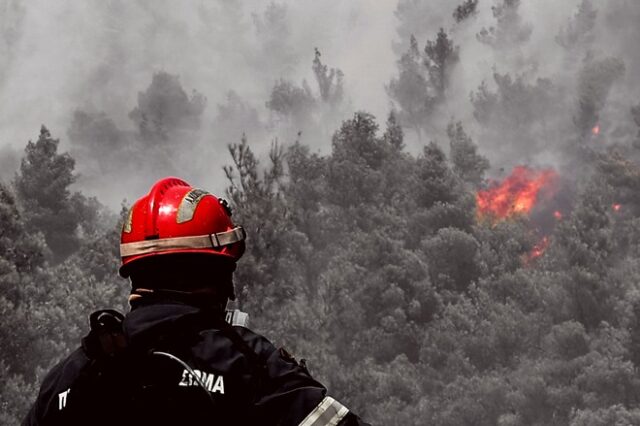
[[81, 307, 264, 368], [81, 309, 128, 359]]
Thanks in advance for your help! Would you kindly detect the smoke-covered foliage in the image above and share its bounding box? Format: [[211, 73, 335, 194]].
[[556, 0, 597, 53], [3, 1, 640, 425], [476, 0, 532, 49], [388, 29, 459, 138], [453, 0, 479, 24]]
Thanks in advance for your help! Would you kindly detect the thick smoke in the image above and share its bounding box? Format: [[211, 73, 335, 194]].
[[0, 0, 638, 209], [0, 0, 399, 205]]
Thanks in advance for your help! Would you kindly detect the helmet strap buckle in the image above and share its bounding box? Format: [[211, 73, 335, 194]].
[[209, 233, 221, 248]]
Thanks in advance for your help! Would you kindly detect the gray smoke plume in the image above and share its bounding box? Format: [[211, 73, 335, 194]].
[[0, 0, 638, 209]]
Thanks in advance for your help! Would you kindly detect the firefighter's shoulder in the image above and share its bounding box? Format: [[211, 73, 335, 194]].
[[230, 329, 371, 426], [23, 348, 89, 424]]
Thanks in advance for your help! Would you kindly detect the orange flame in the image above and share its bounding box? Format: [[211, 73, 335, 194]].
[[612, 204, 621, 212], [525, 236, 550, 263], [476, 166, 558, 221], [553, 211, 563, 220], [592, 125, 600, 136]]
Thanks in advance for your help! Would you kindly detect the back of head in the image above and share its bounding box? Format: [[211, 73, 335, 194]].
[[127, 254, 237, 307], [119, 177, 245, 309]]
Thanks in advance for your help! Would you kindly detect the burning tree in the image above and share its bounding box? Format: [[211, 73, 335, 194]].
[[476, 166, 558, 222]]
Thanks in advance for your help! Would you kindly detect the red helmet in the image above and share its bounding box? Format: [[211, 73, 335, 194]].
[[119, 177, 245, 277]]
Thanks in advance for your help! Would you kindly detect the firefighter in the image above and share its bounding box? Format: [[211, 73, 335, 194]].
[[23, 177, 370, 426]]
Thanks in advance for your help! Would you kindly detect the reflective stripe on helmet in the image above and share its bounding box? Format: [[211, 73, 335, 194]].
[[298, 396, 349, 426], [120, 226, 245, 258]]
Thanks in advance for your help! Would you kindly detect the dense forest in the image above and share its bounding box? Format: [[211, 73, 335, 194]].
[[2, 0, 640, 425]]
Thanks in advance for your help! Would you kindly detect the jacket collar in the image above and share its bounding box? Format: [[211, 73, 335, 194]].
[[123, 301, 223, 344]]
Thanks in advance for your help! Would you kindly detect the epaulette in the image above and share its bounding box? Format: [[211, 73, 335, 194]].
[[225, 309, 249, 327]]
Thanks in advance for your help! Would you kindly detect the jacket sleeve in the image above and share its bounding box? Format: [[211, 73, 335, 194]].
[[246, 333, 370, 426]]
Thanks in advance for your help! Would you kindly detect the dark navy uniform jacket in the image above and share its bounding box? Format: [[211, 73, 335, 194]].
[[23, 301, 369, 426]]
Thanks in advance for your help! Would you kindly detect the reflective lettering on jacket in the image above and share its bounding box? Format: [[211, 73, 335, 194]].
[[178, 368, 225, 394], [57, 388, 71, 411]]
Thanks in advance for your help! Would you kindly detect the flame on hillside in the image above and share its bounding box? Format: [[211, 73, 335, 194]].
[[527, 237, 550, 261], [524, 236, 550, 264], [476, 166, 558, 221]]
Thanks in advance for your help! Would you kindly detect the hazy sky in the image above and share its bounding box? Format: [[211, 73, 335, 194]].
[[0, 1, 396, 147]]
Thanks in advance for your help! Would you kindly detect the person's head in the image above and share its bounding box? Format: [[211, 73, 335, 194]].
[[119, 177, 245, 309]]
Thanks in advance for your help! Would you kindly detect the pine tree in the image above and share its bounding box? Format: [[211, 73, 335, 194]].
[[0, 183, 47, 426], [423, 227, 480, 292], [477, 0, 532, 49], [574, 57, 625, 138], [383, 111, 404, 151], [129, 71, 206, 145], [387, 35, 434, 138], [424, 29, 460, 101], [448, 121, 490, 187], [389, 29, 459, 137], [327, 112, 386, 208], [393, 0, 449, 55], [266, 79, 315, 125], [414, 142, 457, 209], [453, 0, 479, 23], [312, 48, 344, 106], [470, 71, 563, 161], [14, 126, 80, 262], [223, 135, 292, 322]]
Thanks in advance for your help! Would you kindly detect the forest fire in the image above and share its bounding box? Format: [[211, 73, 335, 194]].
[[553, 210, 563, 220], [525, 236, 550, 263], [613, 203, 622, 212], [476, 166, 558, 221], [592, 125, 600, 136]]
